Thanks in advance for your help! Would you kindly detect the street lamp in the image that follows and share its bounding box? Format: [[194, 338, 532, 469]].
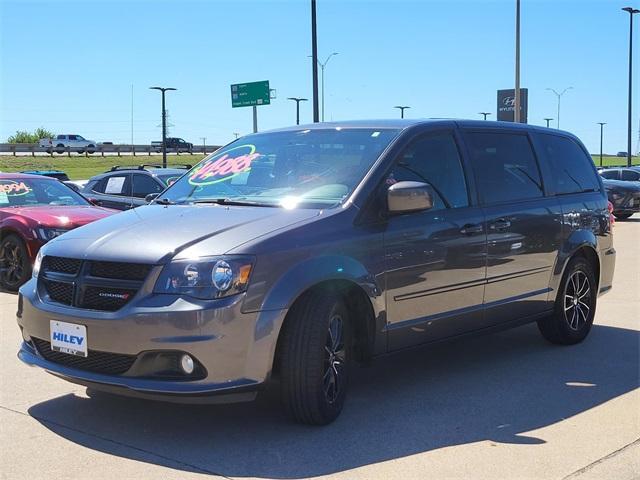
[[622, 7, 639, 167], [597, 123, 607, 167], [287, 97, 308, 125], [311, 0, 319, 123], [546, 87, 573, 129], [514, 0, 521, 123], [149, 86, 176, 168], [544, 118, 554, 128], [479, 112, 491, 120], [394, 106, 410, 119], [309, 52, 338, 122]]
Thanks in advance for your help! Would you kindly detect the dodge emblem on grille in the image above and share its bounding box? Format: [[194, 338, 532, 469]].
[[98, 292, 130, 300]]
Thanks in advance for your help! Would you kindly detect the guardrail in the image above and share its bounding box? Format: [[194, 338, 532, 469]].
[[0, 143, 220, 156]]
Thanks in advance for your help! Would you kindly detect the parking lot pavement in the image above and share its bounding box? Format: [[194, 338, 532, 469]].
[[1, 219, 638, 480]]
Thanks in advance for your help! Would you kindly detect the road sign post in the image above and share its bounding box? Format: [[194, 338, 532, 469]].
[[231, 81, 270, 133]]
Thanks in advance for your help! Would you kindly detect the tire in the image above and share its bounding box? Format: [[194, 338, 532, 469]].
[[86, 145, 95, 154], [0, 234, 32, 291], [279, 289, 351, 425], [55, 144, 65, 154], [613, 212, 633, 220], [537, 257, 597, 345]]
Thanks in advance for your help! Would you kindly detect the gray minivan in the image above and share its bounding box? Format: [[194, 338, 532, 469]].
[[17, 120, 615, 425]]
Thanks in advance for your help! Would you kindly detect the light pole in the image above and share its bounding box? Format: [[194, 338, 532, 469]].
[[200, 137, 206, 155], [287, 97, 308, 125], [544, 118, 554, 128], [546, 87, 573, 129], [233, 132, 240, 139], [597, 123, 606, 167], [622, 7, 639, 167], [394, 106, 410, 119], [310, 52, 339, 122], [311, 0, 319, 123], [514, 0, 521, 123], [149, 86, 176, 168], [479, 112, 491, 120]]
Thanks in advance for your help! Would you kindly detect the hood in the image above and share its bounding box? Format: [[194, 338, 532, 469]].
[[43, 204, 321, 264], [9, 205, 114, 228], [602, 179, 640, 192]]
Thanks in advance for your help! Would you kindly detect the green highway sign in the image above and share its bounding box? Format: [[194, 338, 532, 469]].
[[231, 80, 271, 108]]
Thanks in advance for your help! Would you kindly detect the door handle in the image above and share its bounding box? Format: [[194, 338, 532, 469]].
[[460, 223, 484, 235], [490, 219, 512, 231]]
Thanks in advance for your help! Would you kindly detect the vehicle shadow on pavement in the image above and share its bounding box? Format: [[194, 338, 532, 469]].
[[28, 323, 639, 479]]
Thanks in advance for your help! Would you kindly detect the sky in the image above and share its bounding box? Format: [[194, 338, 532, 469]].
[[0, 0, 638, 155]]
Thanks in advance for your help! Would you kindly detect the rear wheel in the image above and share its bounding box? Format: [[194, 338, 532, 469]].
[[55, 143, 65, 154], [0, 234, 31, 291], [86, 144, 96, 154], [279, 289, 351, 425], [537, 257, 596, 345], [613, 212, 633, 220]]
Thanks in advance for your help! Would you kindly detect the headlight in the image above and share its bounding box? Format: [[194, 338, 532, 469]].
[[38, 227, 70, 241], [32, 250, 43, 278], [154, 256, 254, 299]]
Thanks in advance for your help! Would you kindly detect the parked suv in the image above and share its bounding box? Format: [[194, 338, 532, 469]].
[[17, 120, 615, 425], [599, 167, 640, 182], [81, 164, 190, 210]]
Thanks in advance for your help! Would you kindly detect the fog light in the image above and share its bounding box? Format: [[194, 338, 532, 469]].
[[180, 354, 195, 374]]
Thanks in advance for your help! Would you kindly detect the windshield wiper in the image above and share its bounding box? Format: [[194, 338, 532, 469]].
[[191, 198, 277, 207]]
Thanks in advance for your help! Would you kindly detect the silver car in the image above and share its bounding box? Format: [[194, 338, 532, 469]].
[[17, 120, 615, 425]]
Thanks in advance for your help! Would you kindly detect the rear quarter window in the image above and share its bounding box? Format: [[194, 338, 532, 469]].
[[538, 134, 600, 194]]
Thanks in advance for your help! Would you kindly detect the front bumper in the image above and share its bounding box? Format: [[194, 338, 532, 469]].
[[17, 279, 287, 403]]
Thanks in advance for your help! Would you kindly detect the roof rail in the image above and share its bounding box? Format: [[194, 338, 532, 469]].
[[109, 165, 138, 171], [138, 163, 192, 170]]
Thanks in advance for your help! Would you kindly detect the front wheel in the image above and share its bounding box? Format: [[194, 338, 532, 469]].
[[0, 234, 32, 291], [279, 290, 351, 425], [86, 144, 96, 154], [537, 257, 596, 345]]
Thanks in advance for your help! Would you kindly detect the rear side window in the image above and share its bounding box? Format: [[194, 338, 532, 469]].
[[621, 169, 640, 181], [388, 132, 469, 210], [97, 175, 131, 196], [466, 132, 543, 204], [538, 134, 600, 194], [600, 170, 619, 180]]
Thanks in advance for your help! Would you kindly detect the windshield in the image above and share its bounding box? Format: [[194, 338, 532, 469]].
[[0, 178, 89, 207], [160, 128, 400, 208]]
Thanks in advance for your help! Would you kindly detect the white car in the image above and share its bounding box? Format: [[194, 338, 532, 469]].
[[39, 134, 98, 154]]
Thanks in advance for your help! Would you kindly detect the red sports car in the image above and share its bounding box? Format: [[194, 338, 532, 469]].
[[0, 173, 115, 291]]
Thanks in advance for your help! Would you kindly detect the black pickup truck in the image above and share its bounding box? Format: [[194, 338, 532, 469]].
[[151, 137, 193, 153]]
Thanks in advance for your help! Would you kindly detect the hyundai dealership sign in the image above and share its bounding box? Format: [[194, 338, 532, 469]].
[[497, 89, 528, 123]]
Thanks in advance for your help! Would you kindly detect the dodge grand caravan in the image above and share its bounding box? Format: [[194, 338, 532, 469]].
[[17, 120, 615, 425]]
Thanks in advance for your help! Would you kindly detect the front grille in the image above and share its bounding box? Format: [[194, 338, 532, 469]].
[[39, 256, 152, 312], [42, 256, 81, 275], [31, 337, 136, 375], [89, 261, 152, 281], [82, 286, 138, 312], [43, 279, 73, 305]]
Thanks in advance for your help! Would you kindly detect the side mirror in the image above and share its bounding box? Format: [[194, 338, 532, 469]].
[[387, 181, 434, 214], [145, 193, 160, 203]]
